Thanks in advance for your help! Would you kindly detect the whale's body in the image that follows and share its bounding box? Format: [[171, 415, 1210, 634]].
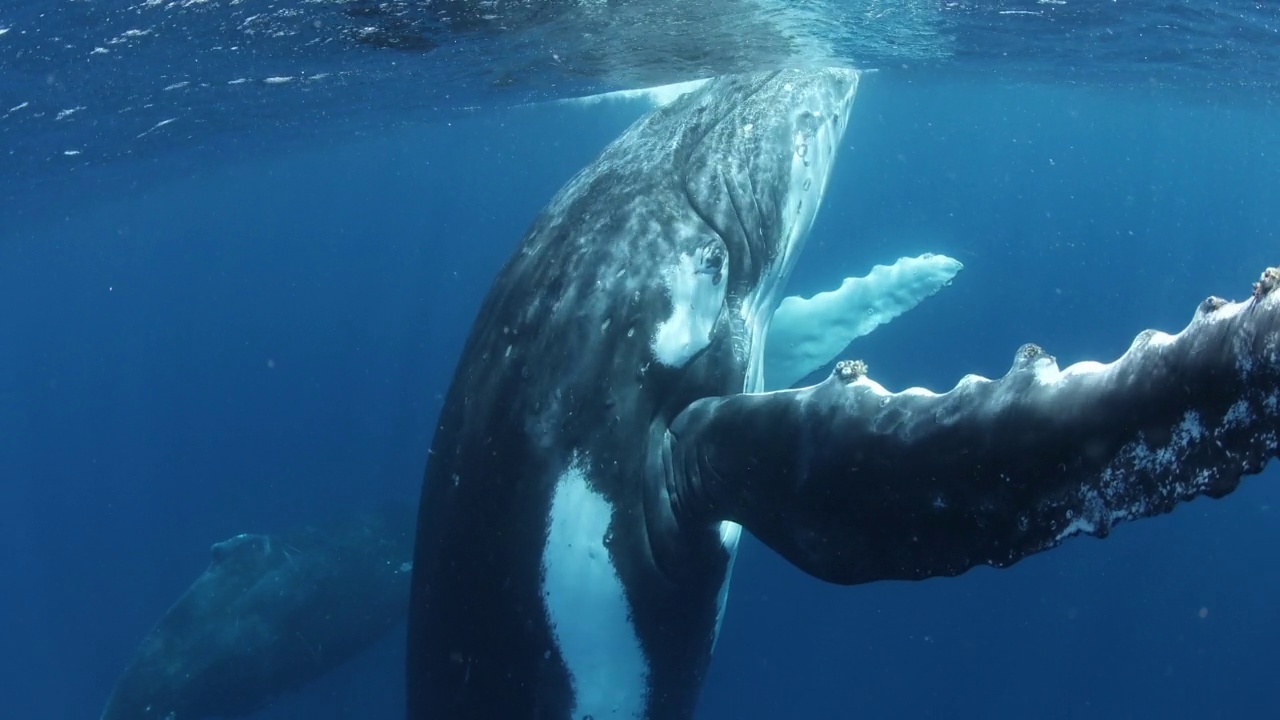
[[407, 68, 1280, 719], [406, 69, 861, 720]]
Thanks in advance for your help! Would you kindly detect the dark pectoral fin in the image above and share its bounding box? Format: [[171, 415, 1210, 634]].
[[667, 267, 1280, 585]]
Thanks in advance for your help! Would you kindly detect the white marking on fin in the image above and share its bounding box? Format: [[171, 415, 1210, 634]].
[[542, 454, 648, 720], [557, 79, 711, 109], [1057, 410, 1215, 543], [765, 253, 964, 390]]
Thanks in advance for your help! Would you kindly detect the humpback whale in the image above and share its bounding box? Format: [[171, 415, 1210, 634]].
[[408, 67, 862, 720], [407, 67, 1280, 720], [100, 503, 414, 720]]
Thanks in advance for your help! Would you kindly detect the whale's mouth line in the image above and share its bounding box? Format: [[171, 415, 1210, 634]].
[[676, 73, 779, 247]]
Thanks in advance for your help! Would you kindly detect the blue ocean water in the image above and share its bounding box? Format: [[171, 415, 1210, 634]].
[[4, 2, 1280, 719]]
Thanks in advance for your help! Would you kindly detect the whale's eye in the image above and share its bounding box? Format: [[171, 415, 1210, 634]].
[[708, 252, 724, 285], [697, 242, 726, 286], [796, 109, 819, 136], [704, 245, 725, 269]]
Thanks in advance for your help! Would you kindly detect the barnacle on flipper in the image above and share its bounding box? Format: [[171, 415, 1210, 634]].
[[1199, 296, 1228, 314], [1251, 266, 1280, 302], [1009, 343, 1055, 374], [834, 358, 868, 383]]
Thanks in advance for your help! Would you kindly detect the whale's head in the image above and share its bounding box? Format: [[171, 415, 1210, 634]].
[[640, 68, 860, 388]]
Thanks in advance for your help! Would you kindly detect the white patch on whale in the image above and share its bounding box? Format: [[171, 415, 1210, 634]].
[[542, 454, 648, 720], [711, 521, 741, 649], [652, 246, 728, 368]]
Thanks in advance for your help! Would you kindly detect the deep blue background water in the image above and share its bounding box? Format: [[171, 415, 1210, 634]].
[[3, 73, 1279, 718]]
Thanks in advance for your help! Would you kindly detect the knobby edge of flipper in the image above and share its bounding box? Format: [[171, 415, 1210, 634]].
[[658, 265, 1280, 585]]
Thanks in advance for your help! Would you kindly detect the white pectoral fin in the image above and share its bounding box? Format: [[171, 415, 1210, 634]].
[[763, 252, 964, 390], [559, 79, 711, 109]]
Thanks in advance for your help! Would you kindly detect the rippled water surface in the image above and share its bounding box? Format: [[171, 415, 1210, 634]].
[[3, 1, 1278, 198]]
